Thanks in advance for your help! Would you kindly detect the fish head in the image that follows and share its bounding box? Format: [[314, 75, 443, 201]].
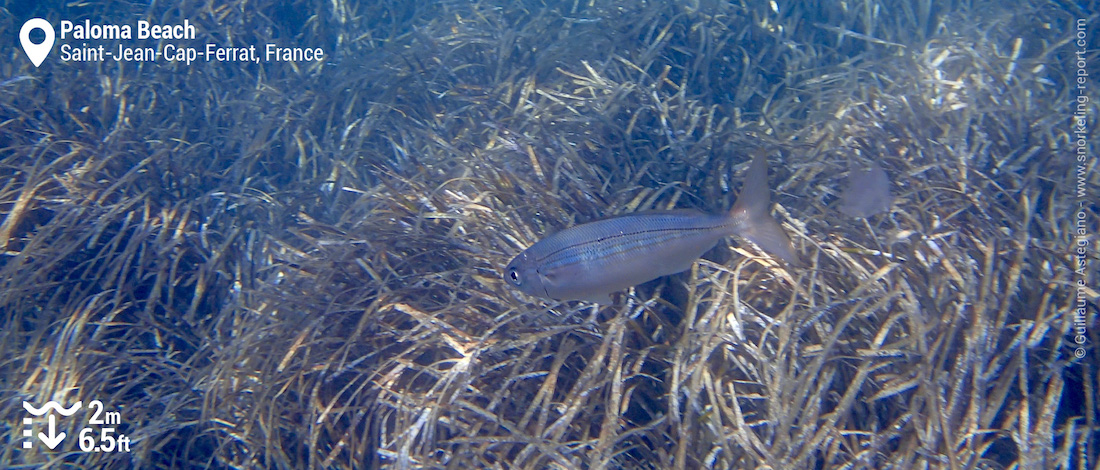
[[504, 251, 550, 299]]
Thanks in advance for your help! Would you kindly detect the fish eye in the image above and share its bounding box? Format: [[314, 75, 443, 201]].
[[508, 269, 522, 285]]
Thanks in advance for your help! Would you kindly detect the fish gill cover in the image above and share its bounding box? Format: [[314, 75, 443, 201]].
[[0, 0, 1096, 469]]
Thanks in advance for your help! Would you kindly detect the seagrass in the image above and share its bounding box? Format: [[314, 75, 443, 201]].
[[1, 0, 1094, 468]]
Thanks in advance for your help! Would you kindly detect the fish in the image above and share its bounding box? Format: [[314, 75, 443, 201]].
[[504, 153, 798, 303], [838, 160, 894, 218]]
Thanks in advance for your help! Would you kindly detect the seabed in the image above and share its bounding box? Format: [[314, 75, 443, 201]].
[[1, 0, 1097, 468]]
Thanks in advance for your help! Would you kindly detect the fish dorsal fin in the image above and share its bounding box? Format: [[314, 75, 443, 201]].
[[597, 208, 706, 221]]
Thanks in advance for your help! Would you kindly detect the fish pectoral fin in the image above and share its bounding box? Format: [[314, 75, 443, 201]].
[[577, 293, 615, 304]]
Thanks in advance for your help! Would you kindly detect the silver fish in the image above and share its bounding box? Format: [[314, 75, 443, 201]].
[[504, 153, 797, 303], [839, 160, 893, 218]]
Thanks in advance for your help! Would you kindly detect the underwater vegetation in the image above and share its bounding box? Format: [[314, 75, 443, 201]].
[[1, 0, 1097, 468]]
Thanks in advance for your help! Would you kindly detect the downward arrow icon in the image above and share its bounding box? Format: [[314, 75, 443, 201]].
[[38, 414, 66, 449]]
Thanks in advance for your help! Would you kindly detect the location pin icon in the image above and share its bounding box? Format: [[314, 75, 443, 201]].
[[20, 18, 55, 68]]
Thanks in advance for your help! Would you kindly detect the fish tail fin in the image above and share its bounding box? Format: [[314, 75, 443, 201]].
[[730, 152, 799, 266]]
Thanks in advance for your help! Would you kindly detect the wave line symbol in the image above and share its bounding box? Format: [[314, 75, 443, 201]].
[[23, 401, 82, 416]]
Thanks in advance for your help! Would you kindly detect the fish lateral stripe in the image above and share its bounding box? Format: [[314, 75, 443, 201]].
[[534, 215, 731, 272]]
